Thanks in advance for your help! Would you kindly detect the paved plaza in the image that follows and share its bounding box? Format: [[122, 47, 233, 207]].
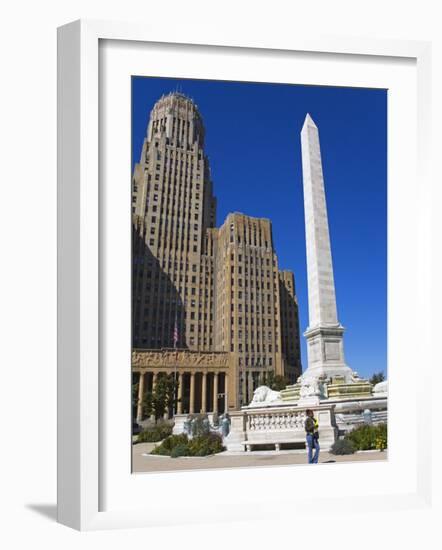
[[132, 442, 387, 473]]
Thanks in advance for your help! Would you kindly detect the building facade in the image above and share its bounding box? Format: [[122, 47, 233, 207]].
[[132, 92, 301, 419]]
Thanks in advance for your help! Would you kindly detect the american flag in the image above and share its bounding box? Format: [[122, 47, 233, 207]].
[[173, 314, 178, 348]]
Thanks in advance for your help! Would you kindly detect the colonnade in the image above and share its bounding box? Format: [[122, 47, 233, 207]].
[[135, 370, 228, 422]]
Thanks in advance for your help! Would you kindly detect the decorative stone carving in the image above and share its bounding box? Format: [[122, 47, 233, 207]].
[[247, 410, 307, 432], [298, 374, 327, 400], [183, 415, 192, 436], [219, 414, 231, 437], [249, 385, 281, 406], [132, 348, 229, 368]]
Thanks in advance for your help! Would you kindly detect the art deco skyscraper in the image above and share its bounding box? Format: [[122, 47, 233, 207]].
[[132, 92, 216, 351], [132, 92, 302, 412]]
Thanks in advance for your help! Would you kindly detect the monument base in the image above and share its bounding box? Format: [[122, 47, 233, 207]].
[[303, 324, 355, 384], [280, 371, 373, 403], [278, 374, 387, 435]]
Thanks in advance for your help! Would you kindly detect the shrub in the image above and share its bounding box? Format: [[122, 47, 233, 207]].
[[151, 434, 188, 455], [170, 443, 191, 458], [150, 432, 224, 457], [330, 438, 356, 455], [345, 423, 387, 451], [375, 428, 387, 451], [137, 423, 173, 443], [189, 433, 224, 456]]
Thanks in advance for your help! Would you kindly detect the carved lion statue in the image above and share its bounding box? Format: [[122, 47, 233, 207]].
[[373, 380, 388, 395], [250, 385, 281, 405]]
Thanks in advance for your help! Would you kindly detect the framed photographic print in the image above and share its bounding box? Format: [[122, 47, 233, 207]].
[[130, 77, 387, 470], [57, 19, 432, 530]]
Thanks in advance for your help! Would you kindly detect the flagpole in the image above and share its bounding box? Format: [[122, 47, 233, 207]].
[[173, 312, 178, 418]]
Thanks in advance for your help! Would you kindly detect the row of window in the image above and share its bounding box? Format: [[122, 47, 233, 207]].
[[229, 252, 276, 267], [229, 292, 277, 305], [228, 279, 275, 293], [234, 316, 276, 327], [231, 329, 277, 341], [238, 356, 273, 367], [233, 343, 278, 353]]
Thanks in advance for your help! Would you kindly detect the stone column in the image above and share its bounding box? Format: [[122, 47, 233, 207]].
[[213, 372, 219, 414], [202, 372, 207, 413], [177, 372, 183, 414], [136, 372, 144, 423], [241, 371, 247, 406], [189, 372, 195, 414], [150, 372, 158, 421], [248, 371, 254, 402], [152, 372, 158, 391], [224, 373, 229, 413]]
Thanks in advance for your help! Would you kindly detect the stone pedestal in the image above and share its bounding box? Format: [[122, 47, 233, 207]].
[[172, 414, 187, 435], [303, 325, 354, 383], [223, 411, 247, 452]]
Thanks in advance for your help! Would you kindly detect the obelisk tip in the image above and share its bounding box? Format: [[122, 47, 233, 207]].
[[302, 113, 317, 129]]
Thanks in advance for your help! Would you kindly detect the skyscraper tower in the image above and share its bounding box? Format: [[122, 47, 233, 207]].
[[132, 92, 302, 413], [132, 93, 216, 351]]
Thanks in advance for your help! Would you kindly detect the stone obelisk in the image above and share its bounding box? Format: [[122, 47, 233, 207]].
[[300, 114, 353, 384]]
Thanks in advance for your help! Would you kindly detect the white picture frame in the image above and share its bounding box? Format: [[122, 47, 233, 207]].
[[57, 19, 433, 531]]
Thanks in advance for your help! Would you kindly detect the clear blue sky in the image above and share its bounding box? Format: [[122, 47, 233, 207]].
[[132, 76, 387, 380]]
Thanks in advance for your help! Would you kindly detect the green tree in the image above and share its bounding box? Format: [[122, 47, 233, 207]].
[[150, 374, 180, 422], [142, 391, 153, 418], [266, 372, 289, 391], [369, 371, 385, 386], [132, 381, 139, 410]]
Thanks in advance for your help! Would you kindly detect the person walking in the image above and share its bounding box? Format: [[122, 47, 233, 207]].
[[305, 409, 320, 464]]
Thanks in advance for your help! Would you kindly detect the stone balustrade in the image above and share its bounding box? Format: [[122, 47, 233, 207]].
[[225, 403, 337, 452]]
